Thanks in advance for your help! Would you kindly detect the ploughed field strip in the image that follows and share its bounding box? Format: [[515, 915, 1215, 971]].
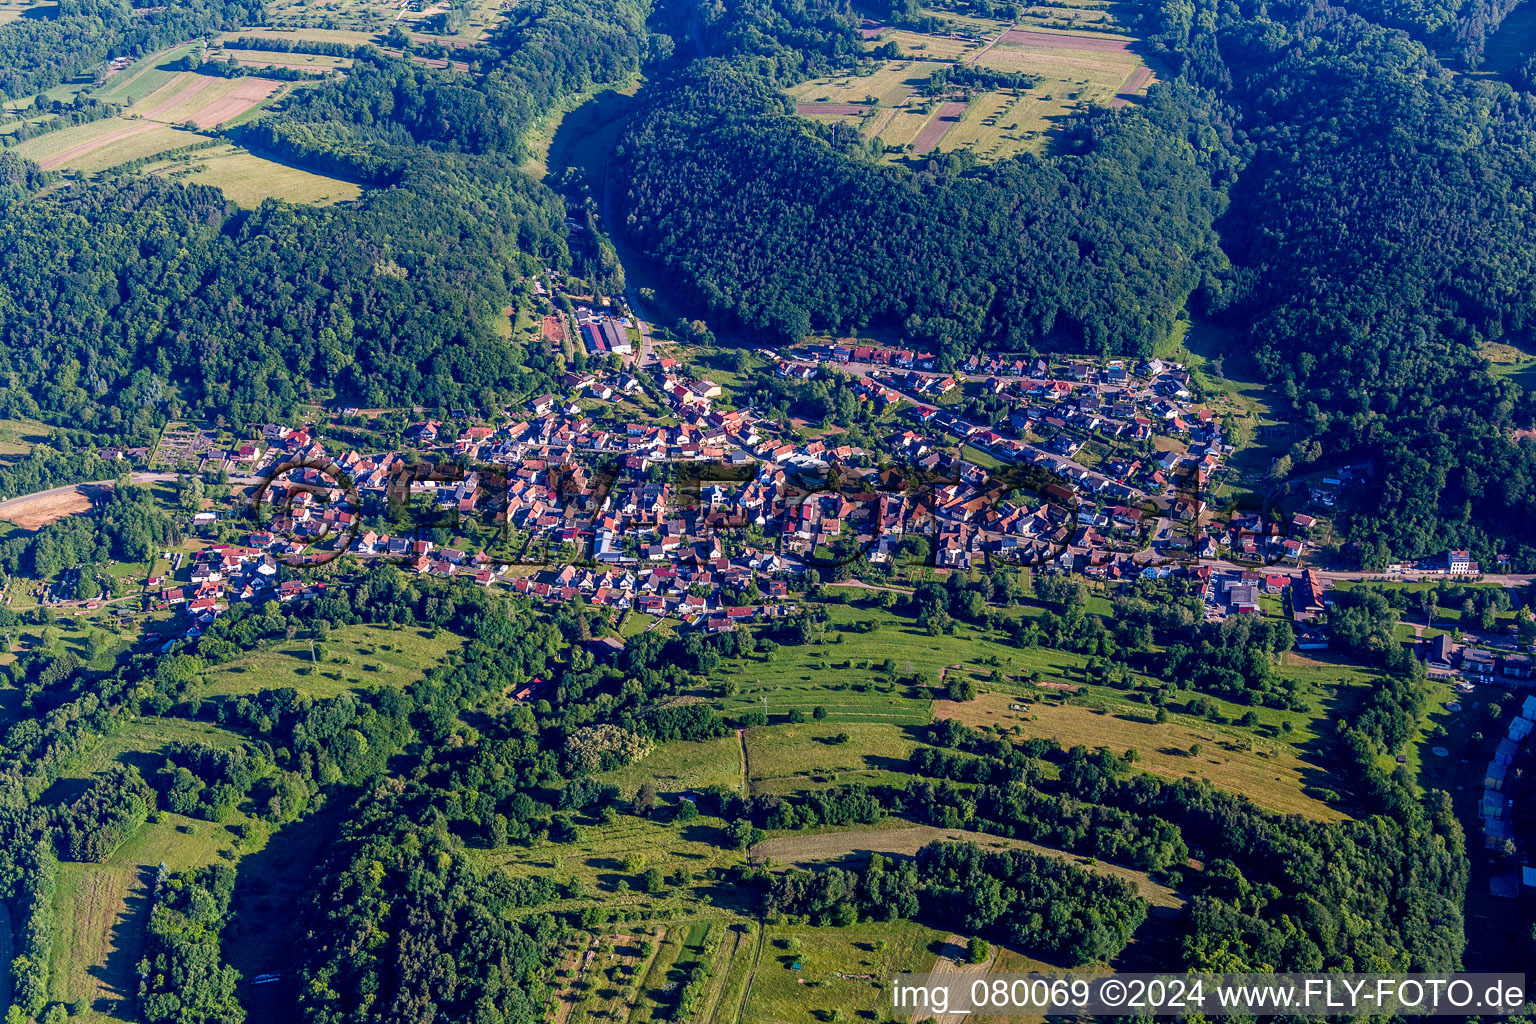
[[912, 101, 969, 151], [1112, 64, 1154, 106], [997, 26, 1136, 51], [796, 103, 868, 116]]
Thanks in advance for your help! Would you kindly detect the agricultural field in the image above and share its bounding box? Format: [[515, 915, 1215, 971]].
[[934, 691, 1350, 820], [259, 0, 505, 43], [130, 72, 284, 129], [200, 623, 464, 698], [10, 69, 362, 206], [797, 16, 1154, 161]]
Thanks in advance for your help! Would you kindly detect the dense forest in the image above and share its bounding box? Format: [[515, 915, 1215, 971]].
[[1136, 0, 1536, 566], [0, 0, 655, 444], [617, 56, 1229, 354]]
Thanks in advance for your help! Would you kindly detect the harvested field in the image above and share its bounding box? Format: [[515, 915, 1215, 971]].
[[0, 484, 97, 528], [912, 101, 968, 151], [180, 78, 282, 128], [138, 72, 219, 120], [999, 27, 1135, 51], [135, 74, 283, 128], [797, 103, 868, 116], [753, 824, 1185, 908]]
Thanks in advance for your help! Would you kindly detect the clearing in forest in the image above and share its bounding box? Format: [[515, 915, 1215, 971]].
[[745, 721, 921, 794], [145, 145, 365, 207], [825, 7, 1154, 161]]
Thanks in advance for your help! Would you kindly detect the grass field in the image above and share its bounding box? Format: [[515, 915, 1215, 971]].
[[0, 417, 52, 460], [481, 813, 755, 918], [1482, 338, 1536, 392], [716, 602, 1089, 724], [746, 721, 920, 794], [200, 623, 462, 698], [741, 919, 993, 1024], [50, 717, 249, 791], [882, 27, 978, 59], [50, 808, 248, 1020], [598, 734, 745, 799], [1157, 317, 1293, 497], [211, 46, 353, 72], [217, 26, 381, 46], [148, 145, 364, 206], [93, 44, 201, 106], [12, 119, 199, 171], [790, 61, 933, 108], [935, 691, 1348, 820]]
